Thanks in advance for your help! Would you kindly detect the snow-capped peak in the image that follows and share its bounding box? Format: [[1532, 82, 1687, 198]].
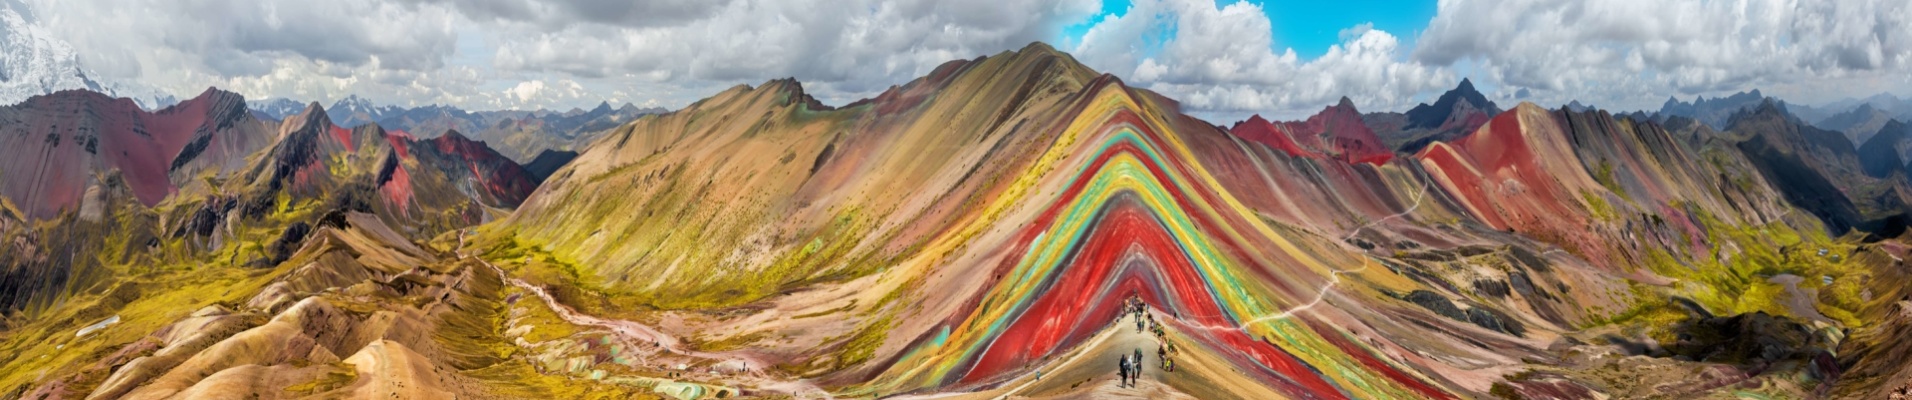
[[0, 3, 176, 109], [0, 4, 90, 107], [247, 97, 306, 120]]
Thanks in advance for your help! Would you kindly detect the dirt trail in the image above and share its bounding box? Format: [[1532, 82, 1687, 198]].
[[456, 232, 833, 398]]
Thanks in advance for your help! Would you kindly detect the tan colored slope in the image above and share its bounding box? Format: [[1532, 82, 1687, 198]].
[[76, 213, 485, 399], [507, 43, 1100, 310]]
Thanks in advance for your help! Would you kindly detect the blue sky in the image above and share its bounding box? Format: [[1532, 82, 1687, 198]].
[[1065, 1, 1438, 61], [1252, 0, 1437, 58]]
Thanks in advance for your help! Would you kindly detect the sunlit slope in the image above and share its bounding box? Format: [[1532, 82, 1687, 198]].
[[495, 43, 1900, 398], [508, 43, 1101, 309], [505, 44, 1598, 397]]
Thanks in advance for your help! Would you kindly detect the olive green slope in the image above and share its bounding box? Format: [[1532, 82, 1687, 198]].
[[504, 43, 1099, 310]]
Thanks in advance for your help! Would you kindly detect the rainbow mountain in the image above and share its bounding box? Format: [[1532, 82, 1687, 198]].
[[2, 42, 1910, 399]]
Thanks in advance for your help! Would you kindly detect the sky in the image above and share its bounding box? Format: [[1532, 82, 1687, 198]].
[[2, 0, 1910, 122]]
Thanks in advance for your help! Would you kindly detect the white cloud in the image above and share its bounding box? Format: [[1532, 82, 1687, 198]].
[[9, 0, 1910, 120], [1071, 0, 1452, 121], [4, 0, 1103, 112], [1415, 0, 1912, 111], [481, 0, 1100, 100]]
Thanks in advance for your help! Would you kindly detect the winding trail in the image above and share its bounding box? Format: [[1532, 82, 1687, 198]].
[[1184, 180, 1434, 333], [456, 232, 833, 398], [1250, 180, 1433, 323]]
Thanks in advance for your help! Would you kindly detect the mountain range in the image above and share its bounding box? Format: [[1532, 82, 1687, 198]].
[[1, 42, 1911, 400], [244, 97, 665, 162]]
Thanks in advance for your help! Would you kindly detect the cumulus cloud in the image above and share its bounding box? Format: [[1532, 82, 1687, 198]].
[[15, 0, 469, 108], [497, 78, 593, 109], [481, 0, 1099, 98], [1415, 0, 1912, 111], [404, 0, 734, 30], [10, 0, 1910, 120], [10, 0, 1107, 111], [1071, 0, 1452, 121]]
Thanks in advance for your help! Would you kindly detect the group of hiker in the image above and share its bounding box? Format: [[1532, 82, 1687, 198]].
[[1115, 297, 1180, 388]]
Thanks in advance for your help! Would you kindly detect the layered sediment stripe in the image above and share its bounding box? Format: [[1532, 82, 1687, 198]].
[[866, 80, 1452, 399]]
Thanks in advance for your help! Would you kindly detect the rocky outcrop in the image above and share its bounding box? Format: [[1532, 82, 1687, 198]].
[[84, 213, 484, 399]]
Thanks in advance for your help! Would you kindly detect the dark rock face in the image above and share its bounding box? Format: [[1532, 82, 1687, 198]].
[[1405, 78, 1499, 130], [1668, 312, 1827, 366], [1857, 120, 1910, 179], [254, 104, 339, 195], [1404, 289, 1526, 337], [1371, 79, 1501, 153], [261, 221, 312, 268], [522, 149, 579, 183], [180, 198, 227, 237], [1474, 279, 1512, 298], [1404, 290, 1467, 321], [1466, 306, 1526, 337]]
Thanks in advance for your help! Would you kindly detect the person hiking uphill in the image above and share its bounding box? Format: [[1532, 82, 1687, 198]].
[[1117, 354, 1130, 388], [1124, 348, 1139, 378]]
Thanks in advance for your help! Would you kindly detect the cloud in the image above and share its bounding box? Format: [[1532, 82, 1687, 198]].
[[13, 0, 1910, 121], [497, 78, 592, 109], [403, 0, 735, 31], [11, 0, 1107, 112], [1071, 0, 1451, 121], [1415, 0, 1912, 111], [482, 0, 1100, 98], [27, 0, 459, 77]]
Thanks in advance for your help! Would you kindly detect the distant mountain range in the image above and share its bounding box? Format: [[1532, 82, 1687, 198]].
[[1654, 89, 1793, 129], [244, 96, 666, 162]]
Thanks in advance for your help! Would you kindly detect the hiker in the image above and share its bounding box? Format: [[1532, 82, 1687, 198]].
[[1124, 346, 1139, 378], [1117, 355, 1130, 387], [1126, 354, 1137, 387]]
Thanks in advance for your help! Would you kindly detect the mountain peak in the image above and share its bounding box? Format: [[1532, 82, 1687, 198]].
[[1019, 41, 1060, 55], [1884, 118, 1908, 133], [1335, 96, 1356, 110], [1755, 97, 1783, 114], [1403, 78, 1499, 130]]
